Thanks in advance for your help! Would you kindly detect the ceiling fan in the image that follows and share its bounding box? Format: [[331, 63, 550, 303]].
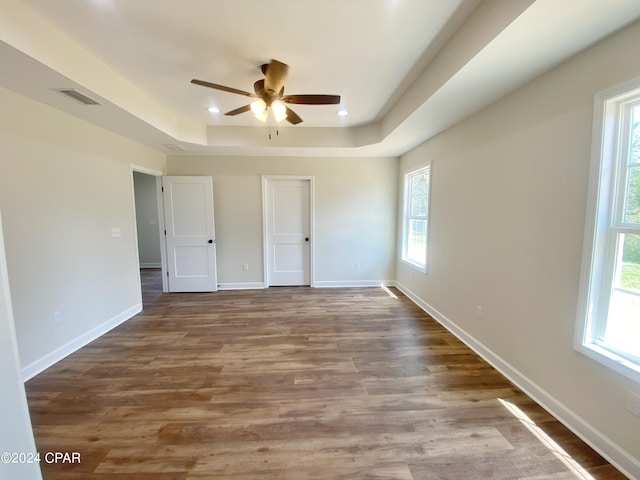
[[191, 59, 341, 125]]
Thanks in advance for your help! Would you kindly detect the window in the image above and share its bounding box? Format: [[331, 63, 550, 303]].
[[576, 78, 640, 380], [401, 163, 431, 272]]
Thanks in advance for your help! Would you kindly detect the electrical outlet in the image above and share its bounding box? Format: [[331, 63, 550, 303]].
[[354, 262, 360, 270], [475, 306, 483, 319], [242, 264, 249, 271], [53, 311, 62, 325], [627, 390, 640, 416]]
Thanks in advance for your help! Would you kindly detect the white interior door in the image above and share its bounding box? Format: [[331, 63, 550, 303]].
[[163, 176, 217, 292], [264, 177, 312, 286]]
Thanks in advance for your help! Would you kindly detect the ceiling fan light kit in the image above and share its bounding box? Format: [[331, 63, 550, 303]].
[[271, 101, 287, 122], [191, 59, 341, 126], [248, 98, 287, 123], [250, 99, 267, 118]]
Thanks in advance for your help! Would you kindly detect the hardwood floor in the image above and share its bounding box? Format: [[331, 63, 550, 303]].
[[25, 271, 628, 479]]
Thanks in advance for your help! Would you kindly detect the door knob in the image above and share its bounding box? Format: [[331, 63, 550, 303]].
[[305, 237, 309, 242], [208, 239, 214, 244]]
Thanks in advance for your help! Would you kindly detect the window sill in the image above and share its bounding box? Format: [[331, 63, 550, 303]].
[[575, 342, 640, 384], [401, 258, 427, 274]]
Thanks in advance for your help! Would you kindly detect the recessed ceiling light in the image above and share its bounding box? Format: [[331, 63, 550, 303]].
[[337, 110, 348, 116], [207, 106, 220, 113]]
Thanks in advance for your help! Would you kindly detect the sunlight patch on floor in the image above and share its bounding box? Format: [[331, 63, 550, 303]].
[[381, 286, 398, 299], [498, 398, 595, 480]]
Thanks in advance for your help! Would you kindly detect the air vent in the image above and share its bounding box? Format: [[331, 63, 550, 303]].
[[162, 144, 186, 152], [55, 89, 101, 105]]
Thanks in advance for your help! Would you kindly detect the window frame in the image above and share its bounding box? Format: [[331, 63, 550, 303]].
[[401, 162, 431, 273], [575, 76, 640, 383]]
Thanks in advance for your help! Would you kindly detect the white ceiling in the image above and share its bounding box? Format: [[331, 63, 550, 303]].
[[1, 0, 640, 157]]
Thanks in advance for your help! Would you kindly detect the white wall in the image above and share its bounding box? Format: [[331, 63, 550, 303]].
[[0, 86, 166, 378], [397, 21, 640, 477], [133, 171, 162, 268], [0, 211, 42, 480], [167, 155, 398, 288]]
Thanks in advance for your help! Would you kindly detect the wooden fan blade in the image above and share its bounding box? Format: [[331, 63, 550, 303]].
[[282, 94, 341, 105], [225, 105, 252, 116], [191, 79, 255, 98], [285, 106, 303, 125], [264, 60, 289, 95]]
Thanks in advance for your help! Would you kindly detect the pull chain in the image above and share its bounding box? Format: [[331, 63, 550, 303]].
[[268, 126, 280, 140]]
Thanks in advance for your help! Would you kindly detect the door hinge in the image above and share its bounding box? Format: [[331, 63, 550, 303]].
[[161, 186, 164, 192], [166, 270, 169, 277], [164, 230, 167, 235]]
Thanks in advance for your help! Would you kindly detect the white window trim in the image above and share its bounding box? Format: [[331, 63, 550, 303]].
[[401, 162, 431, 273], [575, 76, 640, 383]]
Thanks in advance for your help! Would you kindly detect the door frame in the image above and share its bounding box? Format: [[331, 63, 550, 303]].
[[262, 175, 315, 288], [130, 165, 167, 295]]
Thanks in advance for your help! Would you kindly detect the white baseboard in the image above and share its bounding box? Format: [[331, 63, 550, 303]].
[[313, 280, 394, 288], [21, 303, 142, 382], [395, 282, 640, 480], [218, 282, 265, 290], [219, 280, 395, 289], [140, 263, 161, 269]]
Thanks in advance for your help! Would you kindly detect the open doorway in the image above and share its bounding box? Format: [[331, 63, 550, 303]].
[[131, 167, 164, 307]]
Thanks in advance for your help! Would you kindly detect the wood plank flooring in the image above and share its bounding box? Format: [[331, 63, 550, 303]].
[[25, 270, 628, 479]]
